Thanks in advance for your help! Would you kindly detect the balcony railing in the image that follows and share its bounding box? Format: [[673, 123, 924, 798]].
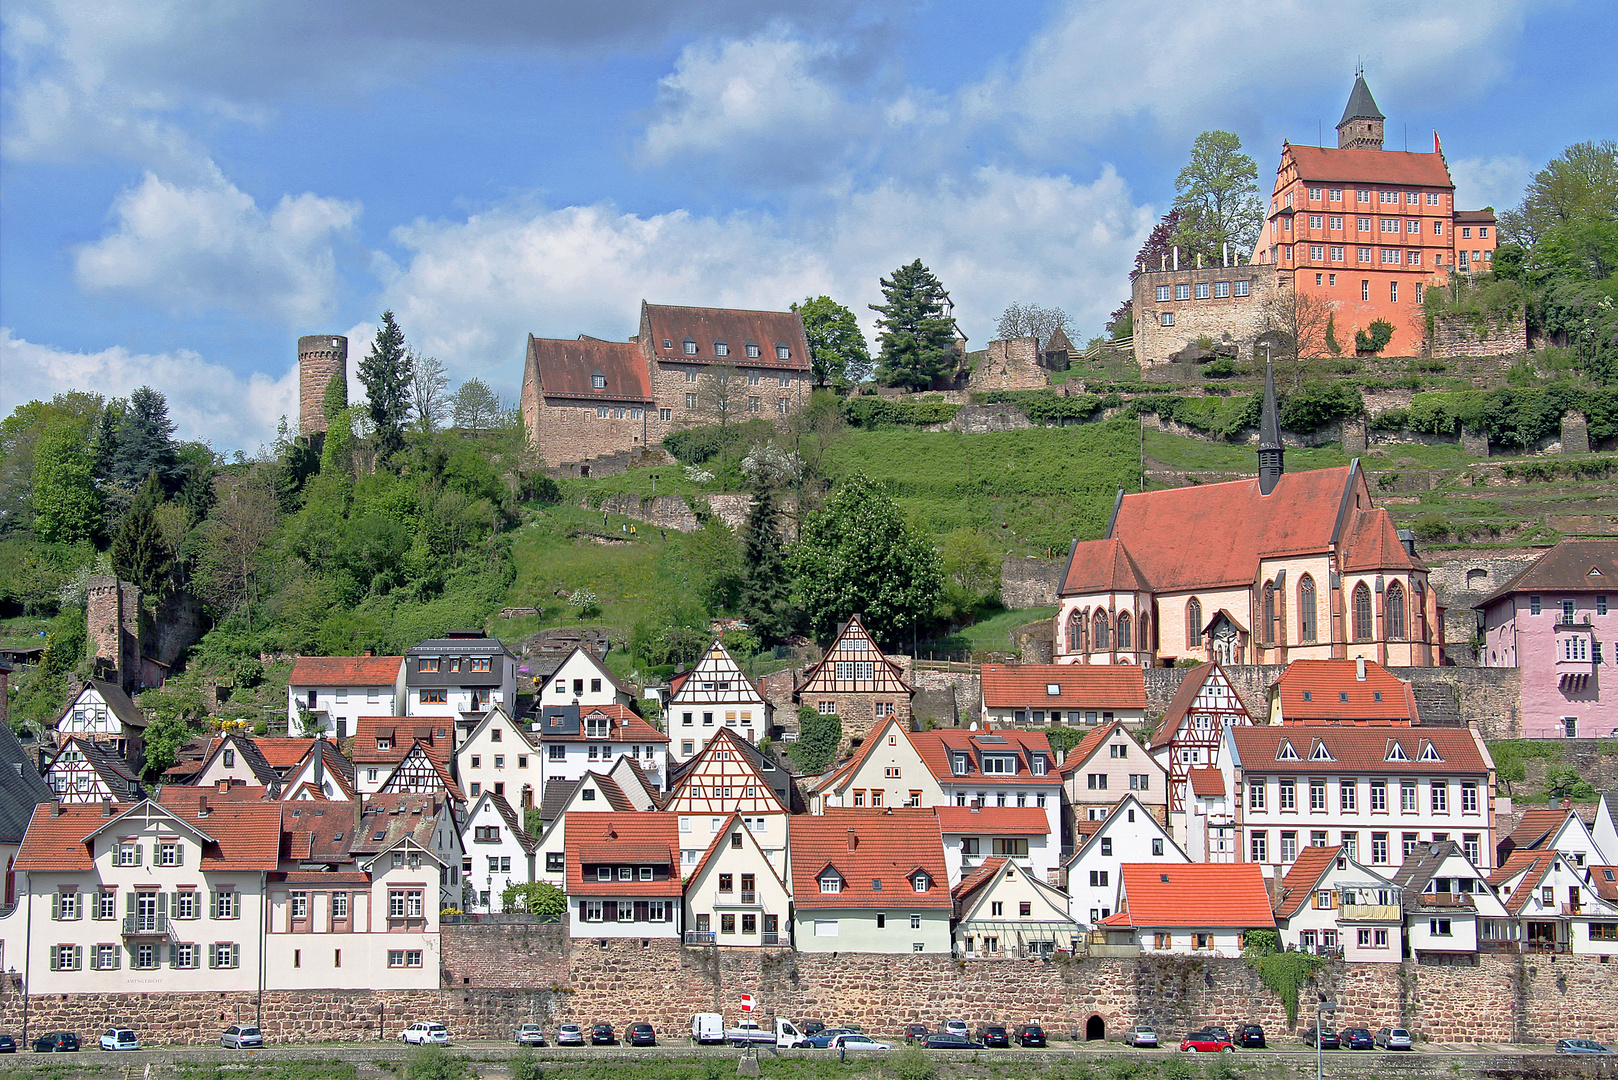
[[684, 931, 716, 945], [1478, 941, 1520, 954], [1340, 903, 1402, 922], [122, 914, 171, 937], [1561, 903, 1582, 916], [760, 932, 781, 945], [740, 891, 756, 905], [1524, 940, 1570, 954]]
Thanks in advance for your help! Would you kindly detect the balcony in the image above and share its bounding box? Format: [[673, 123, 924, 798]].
[[684, 931, 717, 945], [122, 914, 172, 937], [760, 932, 781, 946], [713, 891, 762, 909], [1340, 903, 1402, 922], [1561, 902, 1582, 916], [1478, 941, 1520, 954], [1524, 940, 1571, 954]]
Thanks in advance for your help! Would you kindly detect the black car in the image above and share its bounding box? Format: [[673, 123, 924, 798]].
[[1341, 1027, 1374, 1050], [1302, 1027, 1340, 1050], [921, 1033, 983, 1050], [802, 1022, 826, 1039], [1238, 1025, 1266, 1049], [1016, 1024, 1046, 1048], [0, 1035, 15, 1054], [1204, 1025, 1233, 1044], [590, 1023, 617, 1046], [33, 1032, 79, 1053], [627, 1023, 656, 1047], [903, 1023, 930, 1043], [977, 1025, 1010, 1048]]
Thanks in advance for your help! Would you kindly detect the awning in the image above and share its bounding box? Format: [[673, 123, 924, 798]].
[[957, 920, 1081, 935]]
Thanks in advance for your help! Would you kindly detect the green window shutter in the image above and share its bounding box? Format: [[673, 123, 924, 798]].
[[127, 892, 136, 918], [133, 844, 142, 866], [210, 891, 219, 919], [89, 948, 98, 971], [174, 844, 183, 866], [76, 891, 85, 920], [111, 946, 121, 970], [49, 948, 58, 971], [172, 891, 181, 917], [51, 893, 60, 921], [207, 945, 217, 969], [157, 892, 168, 918], [230, 944, 240, 968], [74, 945, 82, 970], [168, 944, 176, 967]]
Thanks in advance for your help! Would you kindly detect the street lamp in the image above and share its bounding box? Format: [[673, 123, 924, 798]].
[[1315, 998, 1337, 1080]]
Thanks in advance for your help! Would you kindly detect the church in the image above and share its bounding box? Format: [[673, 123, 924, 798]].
[[1054, 363, 1442, 668]]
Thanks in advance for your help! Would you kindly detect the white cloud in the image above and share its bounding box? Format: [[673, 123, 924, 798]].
[[374, 164, 1152, 395], [1448, 154, 1533, 213], [0, 328, 299, 452], [73, 171, 360, 324]]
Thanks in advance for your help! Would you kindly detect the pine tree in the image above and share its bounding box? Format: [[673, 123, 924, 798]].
[[109, 386, 180, 490], [358, 311, 414, 468], [737, 486, 793, 644], [111, 470, 170, 595], [869, 260, 957, 390]]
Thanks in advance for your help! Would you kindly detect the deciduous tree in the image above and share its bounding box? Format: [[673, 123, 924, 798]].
[[994, 302, 1072, 351], [794, 295, 872, 388], [198, 469, 280, 631], [870, 260, 957, 390], [451, 377, 501, 433], [31, 424, 101, 543], [1172, 130, 1264, 263], [409, 351, 450, 432]]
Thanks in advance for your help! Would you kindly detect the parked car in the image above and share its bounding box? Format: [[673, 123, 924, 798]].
[[32, 1032, 79, 1053], [401, 1023, 449, 1046], [1204, 1026, 1233, 1044], [1374, 1027, 1413, 1050], [1301, 1027, 1340, 1050], [921, 1033, 983, 1050], [515, 1025, 547, 1047], [801, 1021, 827, 1039], [1238, 1025, 1266, 1049], [830, 1034, 891, 1051], [1123, 1025, 1159, 1048], [1016, 1024, 1046, 1048], [1341, 1027, 1374, 1050], [99, 1029, 140, 1051], [1556, 1039, 1613, 1055], [220, 1026, 261, 1050], [1179, 1031, 1236, 1053], [805, 1029, 855, 1049], [590, 1022, 617, 1046], [556, 1024, 585, 1046], [0, 1034, 16, 1054], [943, 1020, 969, 1038], [976, 1025, 1010, 1048], [627, 1023, 656, 1047], [903, 1023, 930, 1043]]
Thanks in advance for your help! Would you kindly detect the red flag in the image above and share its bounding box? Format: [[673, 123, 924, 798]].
[[1434, 131, 1442, 155]]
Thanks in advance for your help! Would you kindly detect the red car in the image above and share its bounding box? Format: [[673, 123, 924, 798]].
[[1180, 1031, 1236, 1053]]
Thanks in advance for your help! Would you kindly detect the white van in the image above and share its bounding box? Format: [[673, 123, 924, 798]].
[[692, 1013, 725, 1044]]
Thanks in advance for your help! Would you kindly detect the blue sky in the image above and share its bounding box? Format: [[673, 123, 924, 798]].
[[3, 0, 1612, 452]]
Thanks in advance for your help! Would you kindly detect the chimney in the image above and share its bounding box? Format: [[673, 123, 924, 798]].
[[314, 742, 325, 793], [1356, 657, 1367, 681], [52, 801, 64, 817], [197, 794, 210, 818], [846, 827, 858, 852], [364, 649, 374, 657], [101, 797, 114, 817]]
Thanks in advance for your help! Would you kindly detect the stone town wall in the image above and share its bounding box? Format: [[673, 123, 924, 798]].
[[1426, 551, 1544, 666], [440, 921, 571, 990], [909, 664, 981, 727], [1429, 313, 1527, 360], [11, 941, 1613, 1045], [1000, 556, 1063, 609], [968, 338, 1046, 393], [938, 404, 1036, 434]]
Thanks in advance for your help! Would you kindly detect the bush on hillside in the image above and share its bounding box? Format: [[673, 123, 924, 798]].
[[1278, 382, 1363, 433], [974, 389, 1104, 425], [841, 396, 961, 428]]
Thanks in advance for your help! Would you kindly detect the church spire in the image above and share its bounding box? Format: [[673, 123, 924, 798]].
[[1258, 358, 1284, 495]]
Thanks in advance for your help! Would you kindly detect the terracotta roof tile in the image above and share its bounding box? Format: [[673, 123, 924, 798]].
[[1586, 866, 1618, 904], [15, 800, 283, 873], [1057, 721, 1132, 777], [1188, 768, 1225, 797], [288, 655, 405, 687], [1282, 145, 1454, 188], [1056, 537, 1150, 595], [1275, 844, 1345, 917], [1271, 660, 1418, 724], [1112, 863, 1275, 928], [909, 728, 1056, 786], [1503, 809, 1568, 853], [643, 303, 811, 372], [1152, 662, 1226, 749], [788, 811, 951, 910], [539, 704, 668, 744], [952, 856, 1009, 902], [351, 717, 453, 765], [527, 337, 652, 403], [1340, 510, 1423, 573], [157, 783, 270, 804], [565, 812, 681, 896], [1231, 726, 1486, 774], [348, 794, 447, 856], [933, 806, 1050, 835], [1478, 540, 1618, 607], [982, 665, 1145, 711]]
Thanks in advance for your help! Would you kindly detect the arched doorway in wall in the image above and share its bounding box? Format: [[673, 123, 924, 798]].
[[1085, 1015, 1106, 1041]]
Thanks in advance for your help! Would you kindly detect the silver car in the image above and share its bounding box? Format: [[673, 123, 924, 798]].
[[1374, 1027, 1413, 1050], [1124, 1024, 1159, 1048], [556, 1023, 585, 1046], [221, 1025, 262, 1049], [515, 1024, 546, 1047]]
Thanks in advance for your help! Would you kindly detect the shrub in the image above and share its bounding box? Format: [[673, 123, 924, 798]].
[[1412, 514, 1451, 543], [842, 396, 961, 428], [976, 389, 1104, 424], [1279, 382, 1362, 433], [509, 1049, 541, 1080], [1324, 314, 1342, 356], [1202, 359, 1236, 379], [1355, 319, 1395, 354], [790, 706, 841, 775], [402, 1046, 471, 1080], [892, 1042, 938, 1080]]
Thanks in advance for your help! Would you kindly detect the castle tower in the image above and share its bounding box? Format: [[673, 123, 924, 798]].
[[87, 575, 142, 694], [1257, 359, 1284, 495], [1336, 71, 1385, 150], [298, 335, 349, 437]]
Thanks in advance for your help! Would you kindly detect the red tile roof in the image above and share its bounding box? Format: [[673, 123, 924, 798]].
[[1453, 210, 1497, 224], [1282, 145, 1454, 188], [1274, 845, 1345, 917], [952, 856, 1009, 902], [909, 728, 1056, 786], [1109, 863, 1275, 928], [643, 303, 811, 372], [1271, 660, 1418, 724], [981, 665, 1146, 711], [1503, 809, 1568, 853], [289, 655, 405, 687], [1339, 510, 1421, 573], [1586, 866, 1618, 904], [527, 337, 652, 403], [788, 811, 951, 910], [933, 806, 1050, 835], [1478, 540, 1618, 606], [351, 717, 453, 766], [1057, 720, 1132, 777], [1188, 768, 1225, 798], [1056, 537, 1149, 594], [15, 800, 283, 873], [565, 813, 681, 896], [1488, 852, 1556, 914], [1230, 726, 1486, 775], [157, 782, 270, 804]]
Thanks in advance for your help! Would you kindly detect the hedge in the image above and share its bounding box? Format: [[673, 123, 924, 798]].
[[841, 396, 962, 428], [974, 389, 1107, 425], [1369, 385, 1618, 447]]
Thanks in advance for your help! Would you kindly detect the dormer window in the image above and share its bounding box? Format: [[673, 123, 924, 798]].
[[683, 338, 698, 355], [597, 867, 611, 881], [911, 872, 931, 893], [1385, 741, 1409, 762], [745, 341, 760, 358], [1276, 740, 1300, 761], [775, 343, 790, 360], [819, 872, 842, 894], [662, 339, 673, 350], [1030, 755, 1047, 776], [952, 754, 969, 775], [1418, 742, 1444, 762], [591, 371, 606, 389], [982, 755, 1015, 775], [377, 738, 392, 751], [585, 716, 609, 739], [714, 341, 729, 357], [1309, 741, 1334, 762]]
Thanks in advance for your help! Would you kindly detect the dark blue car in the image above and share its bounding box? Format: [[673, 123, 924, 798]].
[[1342, 1027, 1374, 1050]]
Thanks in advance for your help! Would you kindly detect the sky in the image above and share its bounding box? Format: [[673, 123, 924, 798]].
[[2, 0, 1613, 453]]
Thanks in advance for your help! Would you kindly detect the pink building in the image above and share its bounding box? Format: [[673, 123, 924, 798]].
[[1477, 540, 1617, 739]]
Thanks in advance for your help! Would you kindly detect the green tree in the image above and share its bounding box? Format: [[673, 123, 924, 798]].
[[870, 260, 957, 390], [322, 407, 357, 477], [358, 310, 414, 467], [1172, 130, 1264, 262], [1500, 140, 1617, 269], [501, 881, 566, 920], [795, 295, 872, 388], [790, 705, 841, 775], [0, 391, 102, 535], [109, 386, 180, 490], [111, 471, 170, 595], [32, 424, 102, 543], [451, 378, 502, 433], [788, 472, 943, 643], [737, 486, 793, 644]]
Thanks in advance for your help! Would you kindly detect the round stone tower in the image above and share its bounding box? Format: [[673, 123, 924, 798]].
[[298, 334, 349, 437]]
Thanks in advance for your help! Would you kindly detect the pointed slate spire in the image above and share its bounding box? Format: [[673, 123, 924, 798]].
[[1337, 73, 1385, 126], [1258, 359, 1284, 495]]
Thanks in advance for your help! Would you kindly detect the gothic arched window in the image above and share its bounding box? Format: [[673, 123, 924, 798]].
[[1186, 598, 1202, 650], [1262, 582, 1277, 645], [1353, 582, 1374, 642], [1093, 610, 1110, 650], [1140, 613, 1152, 652], [1117, 612, 1132, 650], [1386, 580, 1406, 640], [1298, 575, 1317, 643], [1067, 609, 1084, 653], [1412, 582, 1426, 640]]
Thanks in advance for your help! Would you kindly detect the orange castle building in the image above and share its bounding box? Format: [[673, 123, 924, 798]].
[[1251, 73, 1497, 357]]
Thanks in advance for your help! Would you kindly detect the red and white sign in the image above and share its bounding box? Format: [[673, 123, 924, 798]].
[[740, 995, 756, 1013]]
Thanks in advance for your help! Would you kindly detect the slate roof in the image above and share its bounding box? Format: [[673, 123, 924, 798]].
[[287, 655, 405, 687], [1391, 841, 1469, 910], [15, 800, 282, 873], [982, 665, 1146, 712], [1103, 863, 1275, 929], [538, 778, 581, 823], [1285, 145, 1454, 188], [1270, 660, 1418, 724], [1477, 540, 1618, 606], [1275, 844, 1347, 917], [1337, 74, 1385, 125], [198, 733, 281, 785], [642, 302, 811, 372], [788, 811, 951, 910], [478, 791, 537, 855], [1229, 726, 1486, 774], [932, 806, 1050, 835], [68, 679, 148, 729], [564, 812, 681, 896], [527, 337, 652, 403], [537, 704, 667, 744], [0, 723, 54, 844]]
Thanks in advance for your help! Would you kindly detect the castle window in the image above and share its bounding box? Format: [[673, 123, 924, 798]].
[[1330, 216, 1343, 230], [1427, 193, 1441, 205], [1175, 284, 1190, 300], [1308, 187, 1322, 201], [1329, 188, 1342, 202], [1309, 215, 1322, 229], [1186, 598, 1202, 649], [1434, 220, 1444, 235], [683, 338, 697, 355], [1461, 227, 1471, 238], [1310, 245, 1323, 261], [1381, 249, 1401, 264], [1357, 217, 1371, 232], [1156, 285, 1171, 301], [714, 341, 729, 357], [591, 371, 605, 389], [1233, 281, 1249, 297], [1214, 281, 1230, 297], [1361, 280, 1370, 300], [1092, 611, 1110, 650], [1195, 282, 1209, 299], [1390, 281, 1399, 303], [596, 406, 609, 419], [1299, 575, 1317, 643], [1409, 251, 1421, 266], [1386, 580, 1406, 639], [1357, 190, 1370, 203], [1353, 582, 1374, 642]]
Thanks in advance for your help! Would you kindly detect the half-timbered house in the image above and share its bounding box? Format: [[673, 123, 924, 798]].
[[793, 615, 914, 746], [377, 742, 464, 802], [351, 717, 455, 793], [666, 641, 770, 762], [42, 737, 142, 804], [53, 680, 147, 770], [1149, 662, 1252, 837], [664, 728, 789, 874]]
